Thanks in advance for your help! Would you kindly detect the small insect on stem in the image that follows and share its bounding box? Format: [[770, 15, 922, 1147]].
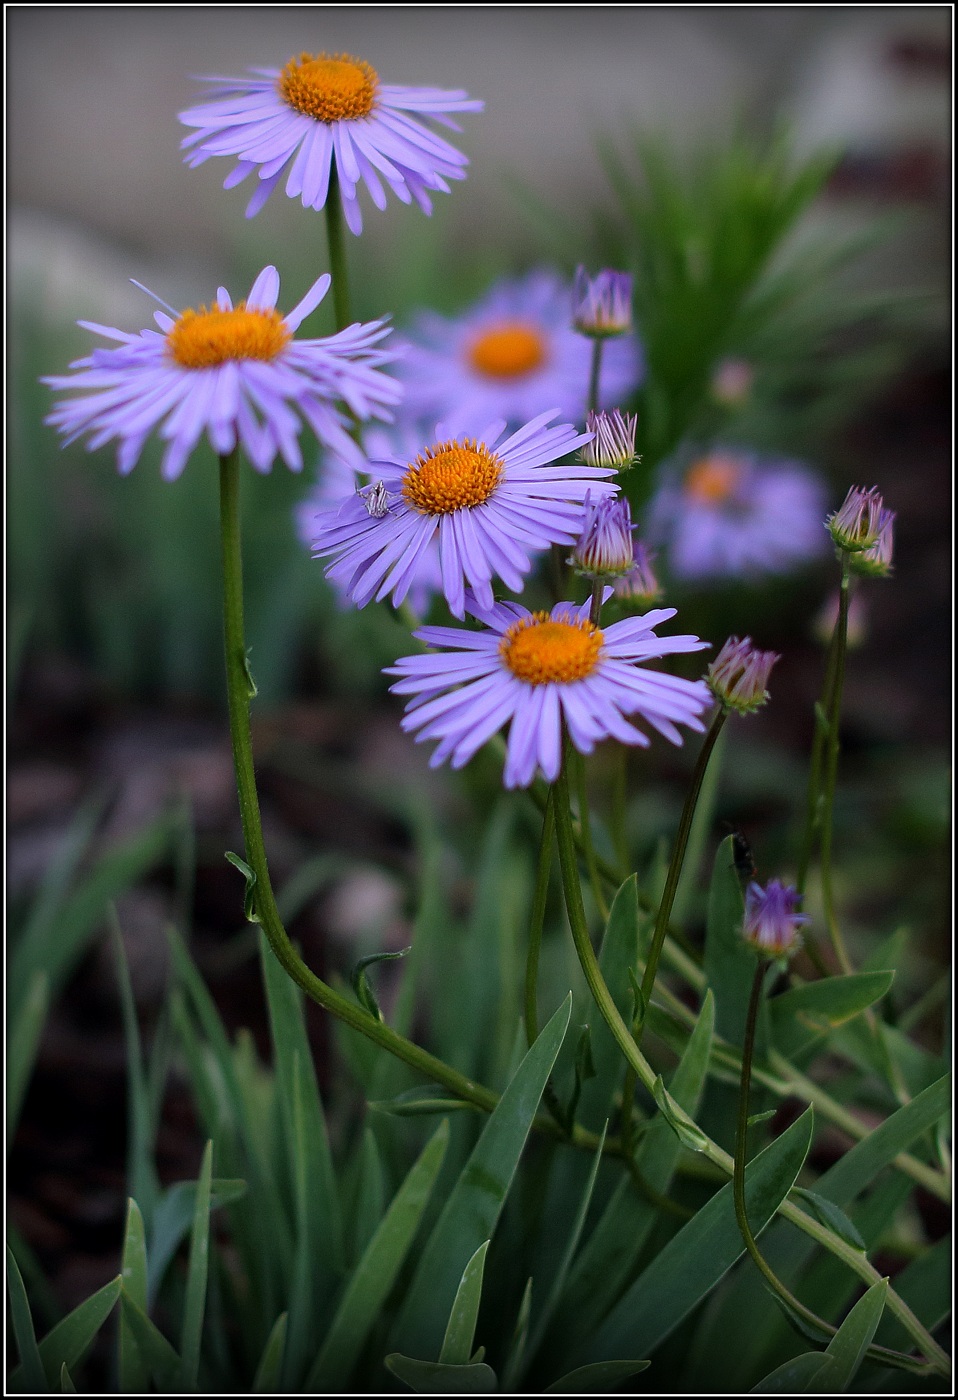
[[722, 821, 757, 889], [357, 479, 393, 518]]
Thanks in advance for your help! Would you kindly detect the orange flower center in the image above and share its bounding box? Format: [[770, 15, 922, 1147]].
[[468, 323, 547, 379], [683, 454, 743, 505], [402, 440, 504, 515], [278, 52, 378, 122], [167, 303, 291, 370], [501, 614, 603, 686]]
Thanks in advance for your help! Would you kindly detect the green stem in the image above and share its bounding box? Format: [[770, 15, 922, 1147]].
[[611, 746, 629, 875], [818, 555, 854, 973], [637, 706, 727, 1042], [325, 165, 352, 332], [524, 793, 555, 1048], [587, 338, 604, 416], [733, 962, 926, 1374], [552, 734, 947, 1375], [796, 596, 842, 898], [573, 749, 609, 924]]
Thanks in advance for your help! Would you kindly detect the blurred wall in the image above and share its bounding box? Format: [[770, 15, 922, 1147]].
[[8, 5, 950, 320]]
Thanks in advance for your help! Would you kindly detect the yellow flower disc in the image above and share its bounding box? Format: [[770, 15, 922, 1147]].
[[402, 440, 504, 515], [501, 613, 603, 685], [468, 323, 547, 379], [167, 303, 291, 369], [279, 52, 378, 122]]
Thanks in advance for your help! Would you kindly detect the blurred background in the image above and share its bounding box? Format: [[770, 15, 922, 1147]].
[[7, 2, 951, 1349]]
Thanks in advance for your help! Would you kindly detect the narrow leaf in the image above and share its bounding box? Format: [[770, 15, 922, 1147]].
[[253, 1312, 288, 1393], [13, 1275, 122, 1392], [6, 970, 48, 1142], [576, 875, 642, 1130], [59, 1363, 76, 1393], [147, 1177, 246, 1304], [653, 1075, 710, 1153], [118, 1199, 149, 1393], [703, 837, 766, 1050], [440, 1241, 490, 1365], [807, 1279, 888, 1392], [791, 1188, 866, 1251], [769, 972, 895, 1059], [392, 995, 572, 1361], [385, 1354, 498, 1393], [584, 1108, 815, 1363], [119, 1291, 181, 1391], [7, 1245, 46, 1393], [545, 1359, 651, 1392], [179, 1138, 213, 1390], [306, 1119, 449, 1392], [750, 1351, 833, 1392], [369, 1085, 476, 1117]]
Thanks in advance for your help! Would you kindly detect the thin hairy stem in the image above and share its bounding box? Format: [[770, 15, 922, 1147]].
[[325, 166, 352, 332]]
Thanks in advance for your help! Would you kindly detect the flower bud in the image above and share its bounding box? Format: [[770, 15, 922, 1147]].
[[612, 540, 663, 606], [572, 267, 633, 338], [570, 494, 635, 578], [848, 511, 895, 578], [743, 879, 809, 958], [710, 357, 754, 408], [828, 485, 892, 553], [706, 636, 779, 714], [579, 409, 639, 472]]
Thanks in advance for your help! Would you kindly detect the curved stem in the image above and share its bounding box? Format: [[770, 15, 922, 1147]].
[[587, 338, 604, 416], [573, 749, 609, 923], [636, 706, 727, 1043], [524, 792, 555, 1049], [552, 735, 947, 1376], [818, 555, 854, 972], [733, 961, 927, 1374], [325, 166, 352, 332], [796, 595, 842, 897]]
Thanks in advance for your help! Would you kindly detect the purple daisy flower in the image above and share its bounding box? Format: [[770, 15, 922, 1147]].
[[296, 424, 444, 618], [386, 598, 711, 789], [43, 267, 400, 482], [648, 449, 828, 581], [394, 270, 644, 436], [310, 410, 616, 619], [179, 52, 482, 234], [743, 879, 809, 958]]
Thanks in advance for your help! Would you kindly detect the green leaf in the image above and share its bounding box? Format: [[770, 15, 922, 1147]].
[[703, 836, 765, 1050], [874, 1234, 952, 1351], [584, 1107, 815, 1363], [179, 1138, 213, 1390], [111, 916, 160, 1226], [790, 1188, 865, 1252], [306, 1119, 449, 1392], [352, 946, 412, 1021], [652, 1075, 711, 1153], [750, 1352, 833, 1392], [9, 1275, 122, 1392], [6, 969, 48, 1143], [225, 851, 260, 923], [769, 972, 895, 1059], [252, 1312, 288, 1393], [118, 1199, 149, 1393], [9, 810, 172, 1009], [7, 1245, 46, 1393], [385, 1354, 498, 1393], [500, 1276, 534, 1393], [525, 1123, 609, 1376], [807, 1279, 888, 1391], [551, 991, 715, 1356], [119, 1290, 181, 1391], [58, 1363, 76, 1393], [545, 1359, 651, 1392], [817, 1073, 950, 1206], [392, 995, 572, 1361], [369, 1085, 477, 1117], [440, 1241, 490, 1365], [346, 1127, 385, 1266], [147, 1177, 246, 1304]]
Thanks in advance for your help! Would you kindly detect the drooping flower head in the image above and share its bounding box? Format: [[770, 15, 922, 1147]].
[[572, 267, 633, 338], [743, 879, 809, 958], [580, 409, 639, 473], [310, 410, 616, 618], [387, 597, 711, 789], [296, 423, 444, 618], [647, 449, 827, 581], [707, 636, 779, 715], [394, 270, 644, 436], [179, 53, 482, 234], [827, 485, 892, 554], [43, 267, 399, 480], [612, 540, 663, 606], [570, 494, 635, 579]]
